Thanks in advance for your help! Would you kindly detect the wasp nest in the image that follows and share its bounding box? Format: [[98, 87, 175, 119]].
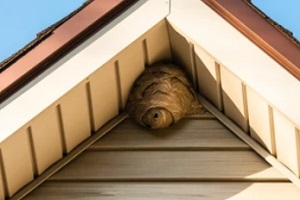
[[126, 62, 206, 129]]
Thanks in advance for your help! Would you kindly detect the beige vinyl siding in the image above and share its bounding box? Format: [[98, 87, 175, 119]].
[[24, 117, 300, 200], [22, 182, 300, 200], [90, 118, 249, 150], [273, 110, 300, 177], [247, 87, 276, 155], [0, 130, 34, 197]]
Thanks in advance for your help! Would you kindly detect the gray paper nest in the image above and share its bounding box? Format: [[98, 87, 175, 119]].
[[126, 62, 206, 129]]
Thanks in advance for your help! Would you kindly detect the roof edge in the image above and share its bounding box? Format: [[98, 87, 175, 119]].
[[0, 0, 138, 103], [244, 0, 300, 46], [202, 0, 300, 80]]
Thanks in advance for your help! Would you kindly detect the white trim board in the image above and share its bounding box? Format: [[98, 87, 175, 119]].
[[0, 0, 170, 143], [167, 0, 300, 127]]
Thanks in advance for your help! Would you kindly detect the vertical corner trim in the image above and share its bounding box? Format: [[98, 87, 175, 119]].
[[268, 105, 277, 156], [114, 60, 123, 112], [190, 43, 199, 90], [295, 128, 300, 177], [56, 104, 67, 155], [242, 83, 250, 133], [26, 127, 38, 177], [85, 81, 96, 133], [142, 39, 150, 66], [215, 62, 223, 111], [0, 149, 9, 198]]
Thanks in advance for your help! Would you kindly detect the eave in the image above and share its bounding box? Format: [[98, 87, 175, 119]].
[[0, 0, 137, 103]]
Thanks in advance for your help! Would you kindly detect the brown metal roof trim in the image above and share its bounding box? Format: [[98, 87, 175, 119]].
[[244, 0, 300, 46], [0, 0, 137, 103], [202, 0, 300, 80]]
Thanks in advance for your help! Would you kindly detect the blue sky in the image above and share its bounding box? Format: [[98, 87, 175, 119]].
[[0, 0, 86, 62], [0, 0, 299, 63], [252, 0, 300, 40]]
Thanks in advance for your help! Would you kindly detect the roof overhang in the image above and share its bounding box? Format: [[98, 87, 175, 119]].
[[0, 0, 138, 103], [203, 0, 300, 80]]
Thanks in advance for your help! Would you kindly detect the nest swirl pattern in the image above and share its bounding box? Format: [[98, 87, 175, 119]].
[[126, 63, 205, 129]]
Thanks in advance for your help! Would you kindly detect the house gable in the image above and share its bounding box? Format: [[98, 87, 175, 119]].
[[0, 0, 300, 199]]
